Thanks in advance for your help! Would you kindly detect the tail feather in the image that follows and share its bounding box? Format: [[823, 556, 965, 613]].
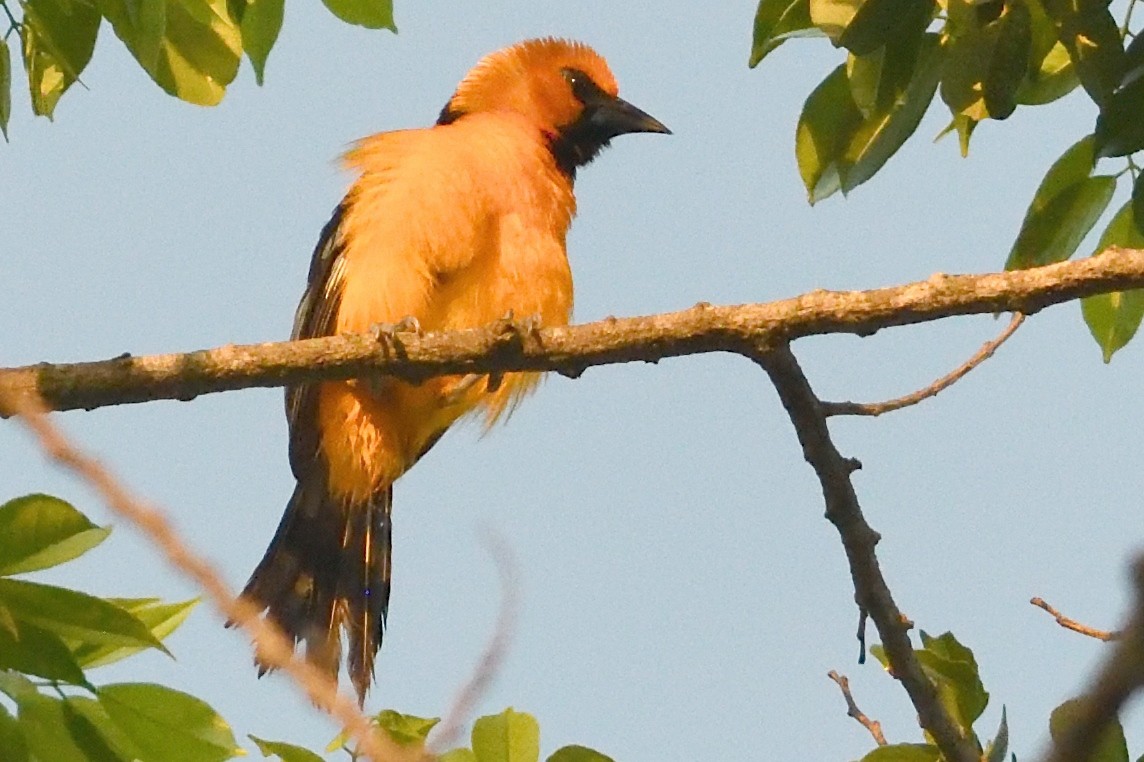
[[239, 474, 393, 704]]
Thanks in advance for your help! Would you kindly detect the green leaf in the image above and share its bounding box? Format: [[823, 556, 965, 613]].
[[1050, 698, 1129, 762], [841, 32, 943, 192], [60, 699, 132, 762], [796, 64, 864, 202], [982, 0, 1032, 119], [1017, 42, 1079, 104], [548, 746, 615, 762], [0, 617, 90, 686], [1134, 171, 1144, 238], [95, 0, 166, 71], [859, 744, 941, 761], [0, 38, 11, 141], [1094, 76, 1144, 158], [70, 597, 198, 669], [64, 697, 147, 762], [846, 0, 932, 115], [440, 750, 479, 762], [98, 682, 242, 762], [376, 709, 439, 747], [1006, 175, 1116, 268], [1081, 201, 1144, 361], [250, 735, 326, 762], [320, 0, 395, 30], [985, 706, 1009, 762], [471, 708, 540, 762], [20, 0, 101, 118], [0, 578, 167, 652], [0, 494, 110, 576], [100, 0, 241, 106], [750, 0, 821, 67], [915, 652, 989, 732], [1005, 135, 1109, 269], [16, 694, 96, 762], [1058, 9, 1124, 108], [0, 670, 40, 703], [0, 703, 29, 762], [233, 0, 284, 85], [839, 0, 935, 56]]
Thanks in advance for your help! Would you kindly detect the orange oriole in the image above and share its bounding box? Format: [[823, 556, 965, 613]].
[[239, 37, 669, 703]]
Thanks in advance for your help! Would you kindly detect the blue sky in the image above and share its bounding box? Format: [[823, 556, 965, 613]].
[[4, 1, 1144, 759]]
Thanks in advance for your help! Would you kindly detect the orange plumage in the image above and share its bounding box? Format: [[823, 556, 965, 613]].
[[240, 37, 669, 702]]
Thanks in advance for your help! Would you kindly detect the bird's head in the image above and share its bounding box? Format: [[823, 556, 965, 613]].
[[438, 38, 670, 176]]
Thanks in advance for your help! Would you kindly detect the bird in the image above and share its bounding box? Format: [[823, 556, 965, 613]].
[[238, 37, 670, 703]]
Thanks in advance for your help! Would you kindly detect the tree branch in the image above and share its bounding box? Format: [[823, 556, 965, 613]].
[[1030, 597, 1120, 642], [3, 248, 1144, 414], [751, 343, 979, 762], [822, 312, 1025, 416], [827, 670, 887, 746]]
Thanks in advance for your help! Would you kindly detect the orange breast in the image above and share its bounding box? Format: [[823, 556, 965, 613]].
[[317, 114, 576, 501]]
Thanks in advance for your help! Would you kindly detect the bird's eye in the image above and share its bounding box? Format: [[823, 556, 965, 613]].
[[561, 68, 604, 104]]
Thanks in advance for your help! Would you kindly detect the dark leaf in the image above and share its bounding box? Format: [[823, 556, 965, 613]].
[[839, 0, 935, 55], [983, 0, 1032, 119], [750, 0, 822, 66], [1094, 75, 1144, 158], [1059, 9, 1124, 107], [841, 32, 943, 192]]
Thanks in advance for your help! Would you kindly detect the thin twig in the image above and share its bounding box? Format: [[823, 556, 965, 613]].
[[1031, 597, 1120, 642], [1040, 557, 1144, 762], [4, 249, 1144, 415], [0, 389, 407, 762], [429, 529, 520, 754], [750, 343, 978, 762], [822, 312, 1025, 416], [828, 671, 887, 746]]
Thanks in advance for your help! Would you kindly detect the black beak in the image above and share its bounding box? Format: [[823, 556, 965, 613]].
[[589, 95, 671, 138]]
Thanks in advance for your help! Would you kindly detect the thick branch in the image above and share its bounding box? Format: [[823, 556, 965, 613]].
[[752, 344, 978, 762], [4, 248, 1144, 414]]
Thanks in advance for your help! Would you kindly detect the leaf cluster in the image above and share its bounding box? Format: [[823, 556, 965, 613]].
[[0, 494, 613, 762], [751, 0, 1144, 359], [0, 0, 396, 138]]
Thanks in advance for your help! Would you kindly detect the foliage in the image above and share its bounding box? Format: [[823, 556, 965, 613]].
[[858, 630, 1144, 762], [752, 0, 1144, 359], [0, 0, 395, 134], [0, 494, 611, 762]]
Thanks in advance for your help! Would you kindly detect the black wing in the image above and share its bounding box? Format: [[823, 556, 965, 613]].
[[286, 203, 349, 478]]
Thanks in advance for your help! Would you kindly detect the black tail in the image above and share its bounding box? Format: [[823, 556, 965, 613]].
[[238, 474, 393, 704]]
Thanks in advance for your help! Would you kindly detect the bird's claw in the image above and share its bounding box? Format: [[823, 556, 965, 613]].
[[370, 316, 422, 343]]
